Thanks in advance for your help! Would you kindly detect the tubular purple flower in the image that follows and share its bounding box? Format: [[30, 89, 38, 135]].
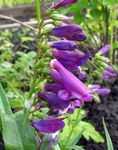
[[44, 83, 64, 93], [50, 70, 62, 83], [50, 59, 92, 102], [70, 31, 86, 41], [99, 44, 110, 55], [53, 0, 78, 10], [76, 51, 91, 66], [58, 59, 78, 70], [74, 99, 83, 107], [102, 72, 110, 79], [38, 92, 69, 110], [58, 90, 72, 100], [51, 25, 82, 38], [67, 100, 82, 114], [102, 70, 117, 79], [105, 65, 116, 74], [57, 52, 90, 70], [98, 88, 111, 96], [51, 25, 86, 41], [51, 51, 90, 70], [67, 103, 76, 114], [50, 40, 77, 51], [52, 50, 85, 61], [31, 117, 65, 133]]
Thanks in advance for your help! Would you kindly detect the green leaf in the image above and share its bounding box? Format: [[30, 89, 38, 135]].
[[0, 84, 37, 150], [113, 41, 118, 49], [60, 109, 86, 148], [0, 84, 12, 115], [102, 117, 114, 150], [90, 9, 104, 21], [78, 121, 104, 143], [102, 0, 118, 6], [72, 145, 85, 150], [1, 113, 24, 150], [21, 37, 34, 43], [14, 111, 37, 150], [60, 123, 84, 148], [74, 12, 85, 24], [69, 0, 88, 12]]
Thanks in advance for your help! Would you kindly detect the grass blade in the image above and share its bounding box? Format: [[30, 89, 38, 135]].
[[102, 117, 114, 150]]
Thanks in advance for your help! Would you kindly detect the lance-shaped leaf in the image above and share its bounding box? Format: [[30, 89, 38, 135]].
[[0, 84, 37, 150], [102, 117, 114, 150]]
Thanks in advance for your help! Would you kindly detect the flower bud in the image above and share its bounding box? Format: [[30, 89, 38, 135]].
[[51, 14, 73, 23], [53, 0, 78, 10]]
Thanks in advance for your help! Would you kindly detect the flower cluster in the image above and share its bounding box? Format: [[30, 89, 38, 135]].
[[31, 0, 117, 148]]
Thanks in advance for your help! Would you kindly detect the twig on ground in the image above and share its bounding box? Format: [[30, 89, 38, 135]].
[[0, 14, 38, 32]]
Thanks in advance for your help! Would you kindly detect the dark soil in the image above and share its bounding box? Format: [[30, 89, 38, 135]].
[[79, 77, 118, 150]]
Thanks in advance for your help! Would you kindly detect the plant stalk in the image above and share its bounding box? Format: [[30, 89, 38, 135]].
[[35, 0, 41, 24]]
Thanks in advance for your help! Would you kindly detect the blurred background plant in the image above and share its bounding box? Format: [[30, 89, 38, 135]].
[[0, 0, 34, 8], [0, 28, 37, 108]]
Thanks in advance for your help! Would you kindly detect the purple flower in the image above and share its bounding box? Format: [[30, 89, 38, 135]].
[[98, 88, 111, 96], [51, 25, 82, 35], [38, 92, 69, 110], [102, 65, 117, 79], [58, 59, 78, 70], [50, 59, 92, 102], [51, 25, 86, 41], [50, 70, 62, 83], [53, 0, 78, 10], [105, 65, 116, 73], [69, 31, 86, 41], [58, 90, 72, 100], [99, 44, 110, 55], [67, 100, 82, 114], [50, 40, 77, 50], [44, 83, 64, 93], [77, 51, 91, 66], [32, 116, 65, 133], [90, 85, 111, 96], [102, 70, 116, 79], [52, 51, 90, 70], [52, 50, 85, 61]]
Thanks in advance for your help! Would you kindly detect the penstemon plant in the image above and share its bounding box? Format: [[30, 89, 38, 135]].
[[0, 0, 117, 150]]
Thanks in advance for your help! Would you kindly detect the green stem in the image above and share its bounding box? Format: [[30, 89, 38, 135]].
[[24, 1, 42, 123], [110, 27, 113, 65], [27, 15, 46, 100], [35, 0, 41, 24]]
